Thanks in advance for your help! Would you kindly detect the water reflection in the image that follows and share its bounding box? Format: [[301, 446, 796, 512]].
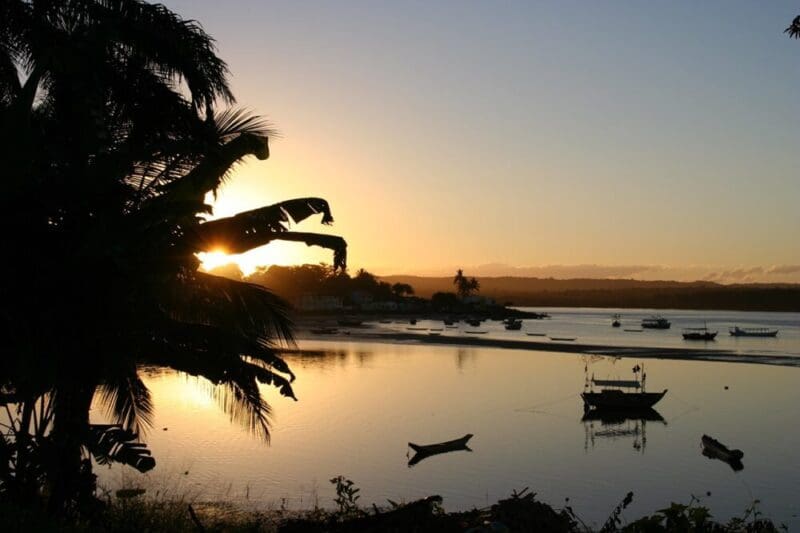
[[582, 408, 666, 454], [455, 348, 476, 371]]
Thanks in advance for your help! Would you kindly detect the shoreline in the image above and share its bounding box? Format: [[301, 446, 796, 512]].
[[292, 329, 800, 368]]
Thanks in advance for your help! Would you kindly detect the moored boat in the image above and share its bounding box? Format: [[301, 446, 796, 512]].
[[407, 433, 473, 466], [701, 435, 743, 471], [612, 314, 621, 328], [682, 326, 717, 341], [729, 326, 778, 337], [582, 364, 667, 411], [641, 316, 671, 329]]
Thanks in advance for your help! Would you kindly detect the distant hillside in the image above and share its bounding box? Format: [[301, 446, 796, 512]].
[[378, 276, 800, 312]]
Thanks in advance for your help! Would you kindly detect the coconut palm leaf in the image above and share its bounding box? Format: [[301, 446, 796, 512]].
[[161, 272, 295, 347], [96, 371, 154, 435], [786, 16, 800, 38]]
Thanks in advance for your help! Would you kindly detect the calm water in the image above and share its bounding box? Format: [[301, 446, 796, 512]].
[[94, 309, 800, 528], [372, 307, 800, 358]]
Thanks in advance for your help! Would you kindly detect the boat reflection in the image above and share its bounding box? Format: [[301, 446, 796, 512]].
[[582, 408, 666, 454]]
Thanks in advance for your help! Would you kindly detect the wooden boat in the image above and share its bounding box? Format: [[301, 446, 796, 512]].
[[504, 318, 522, 330], [582, 365, 667, 411], [612, 314, 621, 328], [682, 327, 717, 341], [729, 326, 778, 337], [526, 332, 546, 336], [549, 337, 576, 342], [407, 433, 472, 468], [641, 316, 671, 329], [701, 435, 743, 461]]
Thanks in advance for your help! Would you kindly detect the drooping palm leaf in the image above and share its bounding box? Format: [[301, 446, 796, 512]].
[[97, 371, 154, 435], [190, 198, 347, 271], [786, 16, 800, 39]]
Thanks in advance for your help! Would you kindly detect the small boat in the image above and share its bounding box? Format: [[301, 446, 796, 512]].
[[309, 327, 338, 335], [701, 434, 743, 462], [701, 435, 744, 470], [409, 318, 417, 325], [682, 326, 717, 341], [582, 364, 667, 411], [526, 332, 546, 336], [445, 325, 459, 329], [624, 328, 643, 333], [549, 337, 576, 342], [429, 328, 443, 332], [464, 330, 488, 335], [612, 314, 621, 328], [428, 332, 441, 336], [407, 434, 473, 466], [466, 318, 482, 327], [729, 326, 778, 337], [642, 316, 671, 329], [504, 318, 522, 330]]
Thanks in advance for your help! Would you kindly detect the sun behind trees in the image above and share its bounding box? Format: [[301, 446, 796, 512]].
[[0, 0, 344, 517]]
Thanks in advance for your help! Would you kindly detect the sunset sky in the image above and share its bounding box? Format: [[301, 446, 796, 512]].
[[162, 1, 800, 283]]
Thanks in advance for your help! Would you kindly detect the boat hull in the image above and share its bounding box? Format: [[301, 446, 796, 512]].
[[729, 328, 778, 337], [683, 332, 717, 340], [582, 389, 667, 410]]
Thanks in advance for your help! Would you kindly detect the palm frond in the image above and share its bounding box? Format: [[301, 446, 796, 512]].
[[190, 198, 347, 271], [97, 372, 154, 435], [211, 107, 276, 143], [161, 272, 295, 347], [786, 16, 800, 38]]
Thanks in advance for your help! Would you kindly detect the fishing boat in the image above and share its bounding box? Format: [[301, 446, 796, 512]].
[[682, 326, 717, 341], [641, 316, 671, 329], [729, 326, 778, 337], [582, 364, 667, 411], [612, 314, 621, 328], [504, 318, 522, 330]]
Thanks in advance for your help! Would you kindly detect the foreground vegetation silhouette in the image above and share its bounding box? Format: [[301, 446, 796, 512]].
[[0, 0, 344, 517]]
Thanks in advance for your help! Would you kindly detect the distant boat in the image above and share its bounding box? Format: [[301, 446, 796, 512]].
[[682, 326, 717, 341], [701, 434, 743, 462], [504, 318, 522, 330], [379, 319, 392, 324], [641, 316, 671, 329], [729, 326, 778, 337], [612, 314, 621, 328], [526, 332, 546, 337], [466, 318, 482, 327], [549, 336, 576, 342], [582, 364, 667, 411], [443, 318, 455, 326], [409, 318, 417, 325], [407, 327, 427, 331], [465, 330, 488, 335]]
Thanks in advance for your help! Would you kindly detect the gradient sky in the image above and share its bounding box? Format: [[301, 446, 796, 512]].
[[162, 1, 800, 282]]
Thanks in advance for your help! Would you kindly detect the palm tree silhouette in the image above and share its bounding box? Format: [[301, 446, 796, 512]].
[[0, 0, 345, 514]]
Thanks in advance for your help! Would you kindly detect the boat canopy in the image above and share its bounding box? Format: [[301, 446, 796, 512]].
[[592, 378, 641, 388]]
